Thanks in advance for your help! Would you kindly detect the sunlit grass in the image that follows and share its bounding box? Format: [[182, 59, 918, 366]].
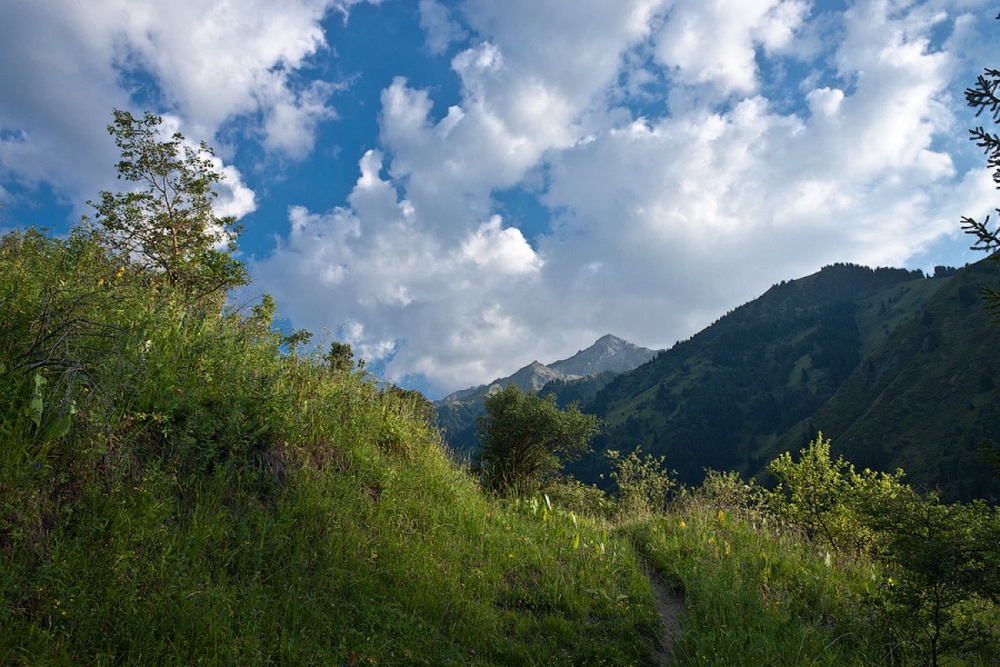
[[0, 230, 662, 665], [5, 229, 999, 666], [625, 485, 885, 666]]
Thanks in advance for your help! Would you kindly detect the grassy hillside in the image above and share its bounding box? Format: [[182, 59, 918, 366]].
[[0, 229, 659, 665], [3, 229, 998, 666]]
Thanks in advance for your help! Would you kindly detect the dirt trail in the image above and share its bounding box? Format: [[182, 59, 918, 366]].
[[644, 564, 685, 665]]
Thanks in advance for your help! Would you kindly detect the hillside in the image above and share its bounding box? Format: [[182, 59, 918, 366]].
[[0, 229, 661, 665], [767, 259, 1000, 499], [563, 263, 1000, 499], [5, 229, 998, 666]]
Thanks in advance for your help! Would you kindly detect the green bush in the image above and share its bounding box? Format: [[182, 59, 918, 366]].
[[766, 434, 1000, 665], [606, 447, 676, 519], [476, 385, 600, 496]]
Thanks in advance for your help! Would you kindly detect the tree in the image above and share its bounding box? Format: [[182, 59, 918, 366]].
[[863, 489, 1000, 666], [324, 341, 359, 373], [960, 16, 1000, 308], [87, 110, 246, 299], [476, 384, 600, 495]]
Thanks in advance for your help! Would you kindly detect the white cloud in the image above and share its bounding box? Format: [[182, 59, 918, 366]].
[[254, 0, 997, 396], [214, 164, 257, 221], [0, 0, 369, 213], [653, 0, 810, 95], [251, 147, 549, 389], [419, 0, 468, 55], [460, 216, 543, 274], [4, 0, 997, 396]]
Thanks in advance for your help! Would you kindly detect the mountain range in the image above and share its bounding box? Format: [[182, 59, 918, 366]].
[[435, 260, 1000, 501], [434, 334, 658, 455]]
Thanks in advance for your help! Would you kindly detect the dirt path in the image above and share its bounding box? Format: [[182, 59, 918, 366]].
[[644, 563, 685, 665]]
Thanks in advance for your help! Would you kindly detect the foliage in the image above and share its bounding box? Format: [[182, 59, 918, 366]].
[[86, 109, 246, 300], [0, 220, 666, 665], [766, 435, 1000, 665], [540, 477, 615, 520], [767, 433, 903, 555], [476, 385, 600, 496], [862, 488, 1000, 665], [606, 447, 676, 519], [324, 339, 359, 372]]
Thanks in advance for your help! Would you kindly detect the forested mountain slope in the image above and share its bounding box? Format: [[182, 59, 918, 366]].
[[563, 263, 1000, 497], [767, 259, 1000, 500]]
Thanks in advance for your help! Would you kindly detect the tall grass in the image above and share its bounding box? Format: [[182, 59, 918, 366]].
[[0, 229, 661, 665]]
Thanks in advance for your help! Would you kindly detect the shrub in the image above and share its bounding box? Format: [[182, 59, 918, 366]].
[[606, 447, 676, 519], [476, 385, 600, 496]]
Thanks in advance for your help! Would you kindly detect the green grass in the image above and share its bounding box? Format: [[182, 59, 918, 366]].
[[628, 505, 882, 666], [3, 228, 998, 666], [1, 430, 660, 664], [0, 229, 661, 665]]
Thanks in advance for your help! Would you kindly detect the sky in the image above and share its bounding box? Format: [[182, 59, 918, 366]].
[[1, 0, 998, 398]]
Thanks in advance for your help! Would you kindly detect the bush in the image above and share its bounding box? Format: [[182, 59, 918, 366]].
[[606, 447, 676, 519], [767, 434, 1000, 665], [476, 385, 600, 495]]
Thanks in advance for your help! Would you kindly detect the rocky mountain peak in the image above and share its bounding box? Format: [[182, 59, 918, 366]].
[[435, 335, 658, 407], [549, 334, 657, 377]]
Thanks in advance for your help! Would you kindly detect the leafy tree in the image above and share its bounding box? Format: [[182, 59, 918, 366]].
[[476, 385, 600, 495], [768, 436, 1000, 665], [863, 488, 1000, 666], [87, 109, 246, 300]]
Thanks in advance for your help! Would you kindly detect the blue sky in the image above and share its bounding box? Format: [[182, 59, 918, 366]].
[[1, 0, 997, 397]]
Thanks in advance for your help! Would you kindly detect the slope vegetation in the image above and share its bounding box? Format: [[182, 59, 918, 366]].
[[769, 259, 1000, 499], [0, 229, 659, 665], [573, 264, 949, 487]]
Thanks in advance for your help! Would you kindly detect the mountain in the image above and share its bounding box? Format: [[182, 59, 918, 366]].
[[564, 262, 1000, 500], [764, 259, 1000, 499], [550, 334, 660, 376], [435, 335, 658, 456]]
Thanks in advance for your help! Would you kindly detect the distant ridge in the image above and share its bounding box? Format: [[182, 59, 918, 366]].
[[434, 335, 658, 454]]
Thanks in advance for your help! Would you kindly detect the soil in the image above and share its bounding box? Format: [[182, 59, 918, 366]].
[[645, 564, 685, 665]]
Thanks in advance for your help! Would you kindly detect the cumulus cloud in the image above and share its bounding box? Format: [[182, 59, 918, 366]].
[[252, 0, 997, 396], [460, 216, 543, 274], [653, 0, 810, 95], [0, 0, 368, 213], [3, 0, 996, 396], [252, 146, 547, 390]]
